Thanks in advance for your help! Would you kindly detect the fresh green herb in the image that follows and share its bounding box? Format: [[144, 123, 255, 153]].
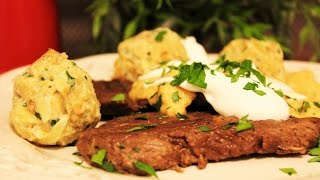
[[308, 136, 320, 163], [267, 82, 272, 87], [171, 62, 207, 89], [91, 149, 107, 166], [35, 112, 42, 120], [74, 161, 92, 169], [155, 30, 166, 42], [72, 151, 81, 156], [313, 102, 320, 109], [66, 70, 75, 80], [236, 115, 253, 132], [197, 126, 212, 132], [133, 161, 158, 179], [101, 161, 116, 172], [251, 69, 266, 86], [298, 101, 310, 113], [172, 91, 181, 103], [135, 115, 148, 120], [222, 122, 238, 130], [111, 93, 126, 101], [210, 69, 215, 75], [159, 61, 169, 65], [66, 70, 75, 87], [144, 81, 154, 85], [50, 119, 59, 126], [157, 114, 168, 119], [72, 61, 77, 66], [279, 168, 297, 176], [133, 147, 141, 153], [153, 95, 162, 111], [126, 124, 157, 132], [308, 156, 320, 163], [118, 143, 126, 149], [243, 82, 266, 96], [274, 89, 284, 97], [176, 113, 188, 120], [309, 148, 320, 156]]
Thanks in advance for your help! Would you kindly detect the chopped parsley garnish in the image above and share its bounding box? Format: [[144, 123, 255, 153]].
[[274, 89, 284, 97], [134, 115, 148, 120], [157, 114, 169, 119], [50, 119, 59, 126], [66, 70, 75, 80], [74, 160, 92, 169], [153, 95, 162, 110], [35, 112, 42, 120], [66, 70, 75, 87], [126, 124, 157, 132], [308, 136, 320, 163], [133, 161, 158, 179], [133, 147, 141, 153], [222, 122, 237, 130], [298, 100, 310, 113], [236, 115, 253, 132], [155, 30, 166, 42], [111, 93, 126, 101], [313, 102, 320, 109], [172, 91, 181, 103], [72, 151, 81, 156], [171, 62, 207, 89], [279, 168, 297, 176], [210, 69, 215, 75], [197, 126, 212, 132], [91, 149, 107, 166], [243, 82, 266, 96], [90, 149, 115, 172], [144, 81, 154, 85], [176, 113, 188, 120]]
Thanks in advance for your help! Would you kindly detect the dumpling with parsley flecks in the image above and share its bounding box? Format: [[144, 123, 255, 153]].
[[10, 49, 101, 146]]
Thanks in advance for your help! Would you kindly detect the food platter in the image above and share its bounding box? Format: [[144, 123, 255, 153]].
[[1, 53, 320, 180]]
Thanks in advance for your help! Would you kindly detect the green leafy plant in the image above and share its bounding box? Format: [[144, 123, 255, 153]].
[[87, 0, 320, 61]]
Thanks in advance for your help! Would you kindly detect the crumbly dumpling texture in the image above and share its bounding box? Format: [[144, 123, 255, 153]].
[[285, 70, 320, 118], [10, 49, 101, 146], [113, 27, 188, 81], [219, 38, 285, 81]]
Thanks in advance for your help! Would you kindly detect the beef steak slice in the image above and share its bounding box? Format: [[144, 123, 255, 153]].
[[76, 112, 320, 175]]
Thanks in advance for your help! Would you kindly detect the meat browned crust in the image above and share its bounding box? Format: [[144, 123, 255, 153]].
[[76, 112, 320, 175]]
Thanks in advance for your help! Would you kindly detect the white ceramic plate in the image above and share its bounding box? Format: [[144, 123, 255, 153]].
[[1, 54, 320, 180]]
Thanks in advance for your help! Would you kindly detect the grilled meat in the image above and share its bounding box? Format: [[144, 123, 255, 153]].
[[77, 112, 320, 175]]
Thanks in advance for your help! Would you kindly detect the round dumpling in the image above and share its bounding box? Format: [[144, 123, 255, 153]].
[[113, 27, 188, 81], [10, 49, 101, 146]]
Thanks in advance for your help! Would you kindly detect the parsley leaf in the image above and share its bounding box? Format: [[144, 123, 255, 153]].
[[134, 115, 148, 120], [308, 156, 320, 163], [155, 30, 166, 42], [153, 95, 162, 110], [313, 102, 320, 108], [197, 126, 212, 132], [171, 62, 207, 88], [91, 149, 107, 166], [111, 93, 126, 101], [243, 82, 266, 96], [236, 114, 253, 132], [126, 124, 157, 132], [101, 161, 116, 172], [172, 91, 181, 103], [74, 161, 92, 169], [298, 101, 310, 113], [279, 168, 297, 176], [133, 161, 158, 179], [176, 113, 188, 120]]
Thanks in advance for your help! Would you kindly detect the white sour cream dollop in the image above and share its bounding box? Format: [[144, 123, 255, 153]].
[[139, 37, 305, 120]]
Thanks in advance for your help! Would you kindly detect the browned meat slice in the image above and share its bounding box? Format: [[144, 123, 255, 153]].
[[77, 112, 320, 175], [93, 80, 149, 117]]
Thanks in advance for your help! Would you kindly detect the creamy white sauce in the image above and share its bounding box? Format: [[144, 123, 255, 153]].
[[182, 37, 211, 63], [138, 39, 306, 120]]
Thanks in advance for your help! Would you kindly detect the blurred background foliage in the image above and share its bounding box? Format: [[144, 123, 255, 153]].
[[87, 0, 320, 61]]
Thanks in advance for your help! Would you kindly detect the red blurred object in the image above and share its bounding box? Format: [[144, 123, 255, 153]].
[[0, 0, 59, 74]]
